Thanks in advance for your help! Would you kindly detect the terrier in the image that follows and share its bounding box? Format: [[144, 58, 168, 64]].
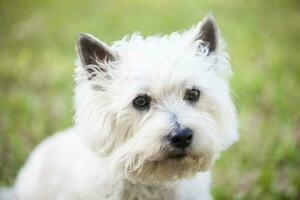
[[10, 14, 238, 200]]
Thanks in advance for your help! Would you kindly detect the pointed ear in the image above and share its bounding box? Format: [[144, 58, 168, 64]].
[[76, 33, 117, 73], [194, 14, 219, 54]]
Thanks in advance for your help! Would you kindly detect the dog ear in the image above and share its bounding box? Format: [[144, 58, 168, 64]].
[[77, 33, 117, 73], [194, 14, 219, 54]]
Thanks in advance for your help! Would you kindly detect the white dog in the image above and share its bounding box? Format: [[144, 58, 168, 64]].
[[6, 14, 238, 200]]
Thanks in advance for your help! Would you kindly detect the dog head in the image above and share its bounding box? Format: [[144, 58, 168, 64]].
[[74, 14, 238, 184]]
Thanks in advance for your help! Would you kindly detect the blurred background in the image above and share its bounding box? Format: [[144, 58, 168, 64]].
[[0, 0, 299, 199]]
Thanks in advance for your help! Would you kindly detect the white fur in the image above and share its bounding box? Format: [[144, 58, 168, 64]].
[[12, 15, 238, 200]]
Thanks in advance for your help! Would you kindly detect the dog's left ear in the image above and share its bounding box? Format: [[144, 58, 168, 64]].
[[194, 14, 219, 54], [77, 33, 117, 74]]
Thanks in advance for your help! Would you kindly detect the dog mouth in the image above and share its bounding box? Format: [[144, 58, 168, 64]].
[[124, 149, 211, 183], [165, 149, 187, 160]]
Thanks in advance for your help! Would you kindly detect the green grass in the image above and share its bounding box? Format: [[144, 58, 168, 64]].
[[0, 0, 299, 199]]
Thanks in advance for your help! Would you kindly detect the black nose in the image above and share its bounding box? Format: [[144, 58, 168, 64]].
[[167, 127, 193, 149]]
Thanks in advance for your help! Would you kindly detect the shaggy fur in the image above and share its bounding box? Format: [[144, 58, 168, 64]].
[[8, 14, 238, 200]]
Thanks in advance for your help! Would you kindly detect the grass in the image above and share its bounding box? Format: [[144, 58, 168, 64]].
[[0, 0, 299, 199]]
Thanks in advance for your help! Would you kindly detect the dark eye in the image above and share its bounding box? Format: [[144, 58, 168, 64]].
[[184, 88, 200, 103], [133, 95, 151, 110]]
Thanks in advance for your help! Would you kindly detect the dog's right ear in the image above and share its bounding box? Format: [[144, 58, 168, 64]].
[[76, 33, 117, 74]]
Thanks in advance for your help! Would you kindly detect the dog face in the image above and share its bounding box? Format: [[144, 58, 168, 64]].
[[74, 14, 238, 184]]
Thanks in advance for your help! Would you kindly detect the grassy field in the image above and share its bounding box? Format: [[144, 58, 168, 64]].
[[0, 0, 299, 199]]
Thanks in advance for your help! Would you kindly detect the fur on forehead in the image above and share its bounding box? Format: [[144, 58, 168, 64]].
[[111, 25, 231, 79]]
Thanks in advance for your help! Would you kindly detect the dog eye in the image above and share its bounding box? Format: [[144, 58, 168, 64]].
[[184, 88, 200, 103], [133, 95, 151, 110]]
